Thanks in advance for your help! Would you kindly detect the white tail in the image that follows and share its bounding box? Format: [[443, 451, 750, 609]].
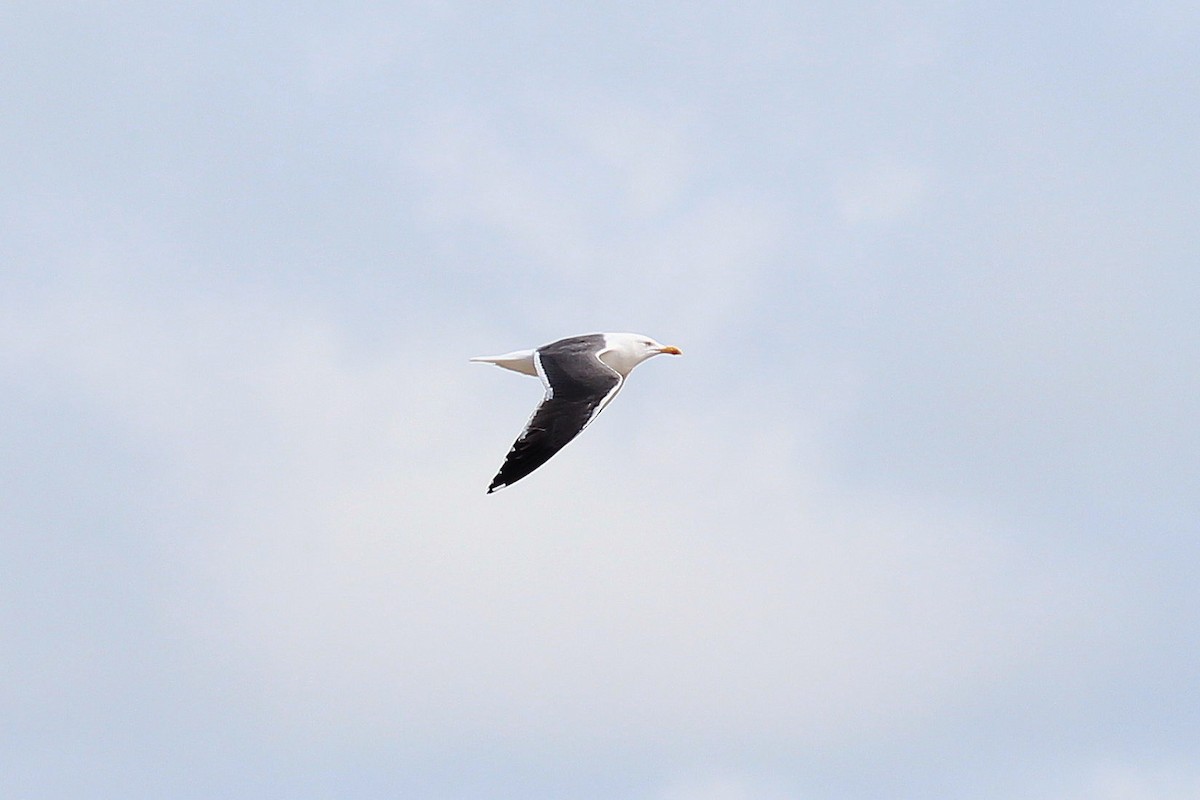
[[469, 349, 538, 377]]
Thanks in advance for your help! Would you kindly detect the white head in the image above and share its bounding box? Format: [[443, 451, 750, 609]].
[[600, 332, 683, 376]]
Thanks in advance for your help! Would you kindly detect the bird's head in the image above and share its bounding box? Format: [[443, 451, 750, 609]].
[[604, 332, 682, 375]]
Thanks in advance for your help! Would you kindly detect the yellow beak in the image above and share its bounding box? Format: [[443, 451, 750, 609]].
[[659, 345, 682, 355]]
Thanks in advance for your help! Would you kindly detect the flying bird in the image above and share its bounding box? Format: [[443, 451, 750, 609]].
[[471, 332, 682, 492]]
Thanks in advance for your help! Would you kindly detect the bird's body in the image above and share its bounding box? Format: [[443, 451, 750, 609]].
[[471, 332, 681, 492]]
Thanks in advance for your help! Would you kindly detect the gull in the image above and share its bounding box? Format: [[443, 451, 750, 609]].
[[471, 332, 682, 492]]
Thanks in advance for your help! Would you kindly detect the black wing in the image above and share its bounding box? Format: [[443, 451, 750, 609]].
[[487, 336, 621, 492]]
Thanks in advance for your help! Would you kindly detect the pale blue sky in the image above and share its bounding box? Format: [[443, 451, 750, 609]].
[[3, 3, 1198, 799]]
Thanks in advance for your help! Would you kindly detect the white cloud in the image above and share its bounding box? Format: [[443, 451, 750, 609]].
[[833, 159, 931, 225], [6, 280, 1121, 763], [404, 102, 784, 337], [1025, 761, 1200, 800], [565, 102, 696, 218], [654, 774, 796, 800], [1088, 764, 1200, 800]]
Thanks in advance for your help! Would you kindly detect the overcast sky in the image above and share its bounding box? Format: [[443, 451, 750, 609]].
[[3, 3, 1198, 799]]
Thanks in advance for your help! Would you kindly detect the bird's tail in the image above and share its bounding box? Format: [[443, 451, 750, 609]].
[[469, 349, 539, 377]]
